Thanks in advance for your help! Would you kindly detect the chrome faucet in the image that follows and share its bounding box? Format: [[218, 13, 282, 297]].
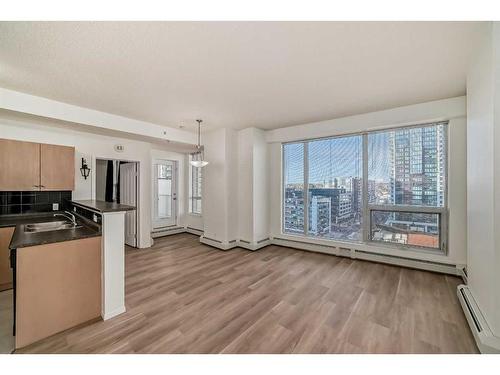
[[54, 211, 78, 226]]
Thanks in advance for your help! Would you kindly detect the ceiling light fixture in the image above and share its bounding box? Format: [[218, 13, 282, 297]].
[[190, 119, 209, 168]]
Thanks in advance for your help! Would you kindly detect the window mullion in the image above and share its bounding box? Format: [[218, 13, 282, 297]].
[[303, 141, 309, 236], [362, 133, 369, 242]]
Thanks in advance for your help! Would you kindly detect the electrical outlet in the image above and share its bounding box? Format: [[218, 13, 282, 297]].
[[52, 203, 59, 211], [93, 214, 98, 223]]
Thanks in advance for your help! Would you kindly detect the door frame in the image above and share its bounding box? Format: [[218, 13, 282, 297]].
[[152, 159, 178, 229], [94, 157, 140, 248]]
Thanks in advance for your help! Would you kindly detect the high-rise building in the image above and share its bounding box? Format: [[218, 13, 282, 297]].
[[389, 125, 445, 207], [350, 177, 362, 217], [309, 188, 352, 224], [309, 196, 331, 235], [284, 188, 304, 233]]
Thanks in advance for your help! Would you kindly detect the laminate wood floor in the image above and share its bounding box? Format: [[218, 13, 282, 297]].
[[16, 233, 478, 354]]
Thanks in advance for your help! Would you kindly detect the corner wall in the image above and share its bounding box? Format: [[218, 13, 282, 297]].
[[466, 21, 500, 339]]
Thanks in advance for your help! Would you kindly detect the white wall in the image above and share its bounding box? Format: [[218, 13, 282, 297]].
[[267, 96, 468, 266], [238, 128, 254, 242], [0, 116, 186, 249], [202, 128, 239, 245], [225, 129, 239, 242], [202, 128, 230, 242], [237, 128, 269, 244], [253, 128, 269, 242], [466, 22, 500, 336]]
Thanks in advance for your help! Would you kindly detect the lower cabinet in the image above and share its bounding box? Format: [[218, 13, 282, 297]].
[[15, 236, 102, 349], [0, 227, 15, 291]]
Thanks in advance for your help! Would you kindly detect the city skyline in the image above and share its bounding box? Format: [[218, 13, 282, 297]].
[[283, 123, 446, 249]]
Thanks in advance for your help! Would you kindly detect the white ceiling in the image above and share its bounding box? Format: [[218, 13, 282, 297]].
[[0, 21, 486, 131]]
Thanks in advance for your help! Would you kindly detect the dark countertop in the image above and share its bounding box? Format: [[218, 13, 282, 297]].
[[71, 200, 136, 213], [0, 212, 101, 250]]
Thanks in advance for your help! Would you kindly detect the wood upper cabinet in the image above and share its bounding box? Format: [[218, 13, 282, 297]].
[[0, 139, 75, 191], [0, 139, 40, 191], [40, 143, 75, 191]]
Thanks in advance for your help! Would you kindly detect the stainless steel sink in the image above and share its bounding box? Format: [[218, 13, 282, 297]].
[[24, 220, 82, 233]]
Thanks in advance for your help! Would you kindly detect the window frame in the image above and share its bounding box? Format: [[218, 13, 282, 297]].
[[188, 155, 203, 216], [281, 121, 449, 254]]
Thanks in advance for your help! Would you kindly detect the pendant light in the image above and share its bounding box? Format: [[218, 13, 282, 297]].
[[190, 119, 209, 168]]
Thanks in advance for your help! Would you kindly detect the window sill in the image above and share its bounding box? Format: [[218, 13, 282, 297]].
[[187, 213, 202, 217]]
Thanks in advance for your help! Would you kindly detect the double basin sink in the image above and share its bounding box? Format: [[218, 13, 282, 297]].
[[24, 220, 82, 233]]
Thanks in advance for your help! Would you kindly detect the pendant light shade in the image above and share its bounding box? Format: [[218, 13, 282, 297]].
[[190, 119, 209, 168], [190, 160, 209, 168]]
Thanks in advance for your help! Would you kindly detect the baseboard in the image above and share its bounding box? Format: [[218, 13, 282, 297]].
[[457, 285, 500, 353], [271, 236, 461, 276], [152, 226, 204, 239], [186, 227, 203, 236], [200, 236, 236, 250], [458, 266, 468, 284], [102, 305, 126, 321], [237, 238, 272, 251]]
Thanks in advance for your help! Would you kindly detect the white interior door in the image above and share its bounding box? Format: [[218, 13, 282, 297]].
[[120, 162, 137, 247], [153, 160, 177, 228]]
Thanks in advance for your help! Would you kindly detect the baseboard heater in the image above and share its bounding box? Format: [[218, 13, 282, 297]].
[[457, 285, 500, 353], [151, 226, 185, 238], [272, 236, 459, 275]]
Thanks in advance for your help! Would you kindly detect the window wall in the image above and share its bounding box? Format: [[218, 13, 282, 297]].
[[282, 122, 447, 252]]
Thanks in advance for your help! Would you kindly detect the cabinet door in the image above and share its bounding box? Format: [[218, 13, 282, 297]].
[[0, 139, 41, 191], [40, 144, 75, 191], [0, 227, 15, 291], [15, 236, 102, 348]]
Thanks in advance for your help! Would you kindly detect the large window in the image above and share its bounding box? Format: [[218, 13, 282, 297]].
[[282, 122, 447, 252], [188, 155, 203, 215]]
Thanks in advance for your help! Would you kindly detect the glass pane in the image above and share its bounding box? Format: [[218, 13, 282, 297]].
[[158, 164, 172, 179], [189, 157, 203, 214], [370, 210, 440, 249], [368, 123, 446, 207], [158, 179, 171, 195], [158, 196, 171, 218], [191, 198, 202, 215], [157, 164, 172, 218], [308, 135, 363, 241], [283, 143, 305, 234]]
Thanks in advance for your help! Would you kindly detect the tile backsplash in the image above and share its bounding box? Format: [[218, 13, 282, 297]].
[[0, 191, 72, 215]]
